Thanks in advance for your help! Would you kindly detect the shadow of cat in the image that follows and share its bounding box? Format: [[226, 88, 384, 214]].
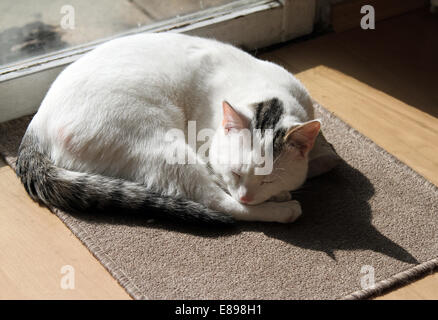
[[68, 159, 417, 264], [243, 159, 419, 264]]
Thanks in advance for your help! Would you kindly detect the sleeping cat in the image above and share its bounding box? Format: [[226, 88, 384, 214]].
[[16, 33, 338, 224]]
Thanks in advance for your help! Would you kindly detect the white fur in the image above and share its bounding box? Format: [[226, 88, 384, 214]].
[[29, 33, 318, 223]]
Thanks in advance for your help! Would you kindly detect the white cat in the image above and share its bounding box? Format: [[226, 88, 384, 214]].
[[16, 33, 338, 224]]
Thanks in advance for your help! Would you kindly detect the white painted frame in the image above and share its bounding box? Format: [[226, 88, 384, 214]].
[[0, 0, 315, 123]]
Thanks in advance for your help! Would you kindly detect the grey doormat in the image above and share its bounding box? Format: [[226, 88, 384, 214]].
[[0, 104, 437, 300]]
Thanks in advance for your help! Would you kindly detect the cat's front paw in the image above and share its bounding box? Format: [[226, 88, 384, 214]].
[[266, 200, 302, 223]]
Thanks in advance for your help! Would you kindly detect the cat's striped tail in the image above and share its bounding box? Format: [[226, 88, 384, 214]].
[[15, 131, 234, 225]]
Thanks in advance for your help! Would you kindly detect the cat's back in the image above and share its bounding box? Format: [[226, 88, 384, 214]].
[[71, 32, 232, 74], [37, 33, 238, 112]]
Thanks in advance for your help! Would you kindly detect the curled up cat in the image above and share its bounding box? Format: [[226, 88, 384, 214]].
[[15, 33, 340, 225]]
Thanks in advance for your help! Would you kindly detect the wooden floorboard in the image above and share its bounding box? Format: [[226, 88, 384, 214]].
[[0, 158, 130, 299], [0, 8, 436, 300]]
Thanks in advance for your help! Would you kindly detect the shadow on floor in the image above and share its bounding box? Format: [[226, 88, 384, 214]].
[[260, 8, 438, 118], [247, 160, 418, 264], [68, 158, 418, 265]]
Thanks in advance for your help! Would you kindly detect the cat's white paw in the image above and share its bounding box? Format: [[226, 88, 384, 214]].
[[259, 200, 302, 223], [273, 200, 302, 223], [269, 191, 292, 202], [223, 193, 301, 223]]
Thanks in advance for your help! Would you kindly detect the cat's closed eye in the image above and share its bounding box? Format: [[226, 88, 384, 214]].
[[261, 180, 274, 185]]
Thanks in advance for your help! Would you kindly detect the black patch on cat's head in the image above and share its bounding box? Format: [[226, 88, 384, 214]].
[[252, 98, 286, 157], [252, 98, 284, 131]]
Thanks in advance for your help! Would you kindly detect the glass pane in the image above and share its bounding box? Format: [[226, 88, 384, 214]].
[[0, 0, 239, 67]]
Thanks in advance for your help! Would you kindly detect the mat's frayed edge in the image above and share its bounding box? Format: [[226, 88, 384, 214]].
[[313, 104, 438, 300], [54, 210, 148, 300], [341, 257, 438, 300], [0, 118, 145, 300], [1, 158, 146, 300]]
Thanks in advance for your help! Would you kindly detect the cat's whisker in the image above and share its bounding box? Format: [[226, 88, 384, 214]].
[[273, 156, 282, 166]]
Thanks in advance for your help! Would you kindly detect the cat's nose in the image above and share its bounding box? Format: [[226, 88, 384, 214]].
[[240, 195, 253, 204]]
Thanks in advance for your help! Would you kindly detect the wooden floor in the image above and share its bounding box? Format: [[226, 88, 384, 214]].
[[0, 9, 437, 299]]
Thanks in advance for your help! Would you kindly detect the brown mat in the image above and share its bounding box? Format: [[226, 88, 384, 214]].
[[0, 104, 437, 300]]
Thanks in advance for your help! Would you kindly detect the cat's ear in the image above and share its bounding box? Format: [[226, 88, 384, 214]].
[[222, 101, 247, 133], [284, 120, 321, 157]]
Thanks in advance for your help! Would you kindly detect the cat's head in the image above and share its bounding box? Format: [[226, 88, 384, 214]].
[[209, 100, 320, 205]]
